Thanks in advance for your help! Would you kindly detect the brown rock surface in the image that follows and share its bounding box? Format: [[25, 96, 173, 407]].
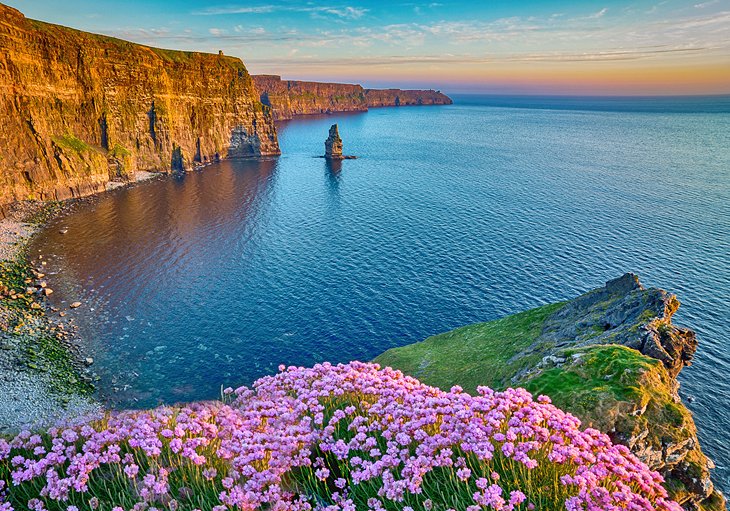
[[253, 75, 367, 120], [363, 88, 453, 108], [324, 124, 344, 159], [252, 75, 452, 120], [0, 3, 279, 213]]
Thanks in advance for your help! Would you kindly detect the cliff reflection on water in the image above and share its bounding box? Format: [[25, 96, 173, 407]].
[[34, 158, 281, 404], [30, 98, 730, 491]]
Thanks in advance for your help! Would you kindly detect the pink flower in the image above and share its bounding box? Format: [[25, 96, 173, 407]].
[[0, 362, 682, 511]]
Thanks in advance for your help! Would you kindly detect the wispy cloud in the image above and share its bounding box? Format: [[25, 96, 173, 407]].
[[694, 0, 719, 8], [242, 46, 716, 68], [587, 8, 608, 19], [192, 4, 368, 20]]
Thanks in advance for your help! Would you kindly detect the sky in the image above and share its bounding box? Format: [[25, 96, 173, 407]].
[[8, 0, 730, 95]]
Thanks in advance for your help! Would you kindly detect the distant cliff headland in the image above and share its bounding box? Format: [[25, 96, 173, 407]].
[[252, 74, 453, 120], [0, 3, 279, 212]]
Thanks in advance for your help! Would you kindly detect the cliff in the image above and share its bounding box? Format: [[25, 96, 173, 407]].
[[376, 274, 726, 511], [252, 74, 452, 121], [251, 75, 367, 121], [0, 3, 279, 213], [363, 88, 453, 108]]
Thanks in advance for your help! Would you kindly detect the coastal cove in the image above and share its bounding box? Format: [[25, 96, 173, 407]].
[[28, 95, 730, 496]]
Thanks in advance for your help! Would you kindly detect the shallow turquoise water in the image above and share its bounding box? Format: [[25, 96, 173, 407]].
[[33, 96, 730, 490]]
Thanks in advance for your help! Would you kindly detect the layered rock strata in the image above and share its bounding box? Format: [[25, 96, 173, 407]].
[[0, 3, 279, 213], [252, 75, 452, 121], [363, 88, 453, 108], [324, 124, 344, 159], [252, 75, 367, 121]]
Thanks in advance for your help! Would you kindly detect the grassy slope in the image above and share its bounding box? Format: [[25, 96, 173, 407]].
[[374, 303, 720, 509], [374, 303, 691, 443], [374, 302, 565, 392]]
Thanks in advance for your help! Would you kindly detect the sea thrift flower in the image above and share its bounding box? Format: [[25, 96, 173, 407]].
[[0, 362, 682, 511]]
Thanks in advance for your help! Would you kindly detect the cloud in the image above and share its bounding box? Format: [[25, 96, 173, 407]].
[[242, 46, 715, 68], [322, 7, 367, 19], [196, 6, 275, 15], [694, 0, 719, 8], [192, 4, 368, 20], [587, 8, 608, 19]]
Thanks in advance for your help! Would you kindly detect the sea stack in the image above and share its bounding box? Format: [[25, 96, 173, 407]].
[[324, 124, 344, 159]]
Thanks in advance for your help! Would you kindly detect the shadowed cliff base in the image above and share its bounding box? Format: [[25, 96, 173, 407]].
[[0, 3, 279, 215], [252, 74, 453, 121], [376, 274, 726, 511]]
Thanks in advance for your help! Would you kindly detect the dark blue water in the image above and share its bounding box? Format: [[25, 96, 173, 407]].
[[33, 96, 730, 490]]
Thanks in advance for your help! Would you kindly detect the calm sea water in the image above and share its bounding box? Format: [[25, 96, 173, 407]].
[[32, 95, 729, 490]]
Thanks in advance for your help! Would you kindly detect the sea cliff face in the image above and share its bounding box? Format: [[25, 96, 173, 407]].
[[252, 74, 452, 120], [376, 274, 726, 511], [363, 88, 454, 108], [252, 75, 367, 121], [0, 4, 279, 212]]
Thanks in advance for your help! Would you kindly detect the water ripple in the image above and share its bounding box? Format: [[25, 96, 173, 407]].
[[31, 99, 730, 491]]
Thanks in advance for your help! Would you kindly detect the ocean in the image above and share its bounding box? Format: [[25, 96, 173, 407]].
[[31, 95, 730, 490]]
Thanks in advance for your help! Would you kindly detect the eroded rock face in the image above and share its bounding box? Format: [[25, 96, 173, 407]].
[[363, 88, 453, 108], [0, 4, 279, 212], [253, 75, 367, 121], [539, 273, 697, 379], [518, 274, 724, 511], [324, 124, 344, 159], [252, 75, 452, 121]]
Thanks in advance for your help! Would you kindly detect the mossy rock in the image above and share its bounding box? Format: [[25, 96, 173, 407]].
[[52, 133, 91, 153]]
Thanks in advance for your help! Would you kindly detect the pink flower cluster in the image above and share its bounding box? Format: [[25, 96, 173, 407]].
[[0, 362, 681, 511]]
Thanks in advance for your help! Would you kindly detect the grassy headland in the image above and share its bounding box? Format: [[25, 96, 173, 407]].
[[375, 276, 724, 510]]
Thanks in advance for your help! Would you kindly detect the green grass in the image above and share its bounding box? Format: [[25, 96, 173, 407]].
[[520, 345, 658, 404], [520, 344, 695, 458], [374, 302, 566, 392], [109, 143, 130, 159], [52, 133, 91, 153]]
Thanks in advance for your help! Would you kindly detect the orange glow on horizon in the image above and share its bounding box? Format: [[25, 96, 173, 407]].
[[252, 59, 730, 96]]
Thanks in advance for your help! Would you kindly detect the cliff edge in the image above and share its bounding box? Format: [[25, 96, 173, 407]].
[[252, 75, 452, 120], [0, 4, 279, 212], [376, 274, 726, 511]]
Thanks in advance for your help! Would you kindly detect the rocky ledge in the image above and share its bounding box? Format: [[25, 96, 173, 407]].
[[376, 274, 726, 511]]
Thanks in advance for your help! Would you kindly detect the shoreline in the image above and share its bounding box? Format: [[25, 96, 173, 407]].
[[0, 171, 160, 433]]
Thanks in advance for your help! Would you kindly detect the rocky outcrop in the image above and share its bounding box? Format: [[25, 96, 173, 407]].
[[252, 75, 452, 121], [376, 274, 725, 511], [324, 124, 343, 159], [322, 124, 355, 160], [530, 273, 697, 379], [0, 3, 279, 213], [517, 275, 724, 511]]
